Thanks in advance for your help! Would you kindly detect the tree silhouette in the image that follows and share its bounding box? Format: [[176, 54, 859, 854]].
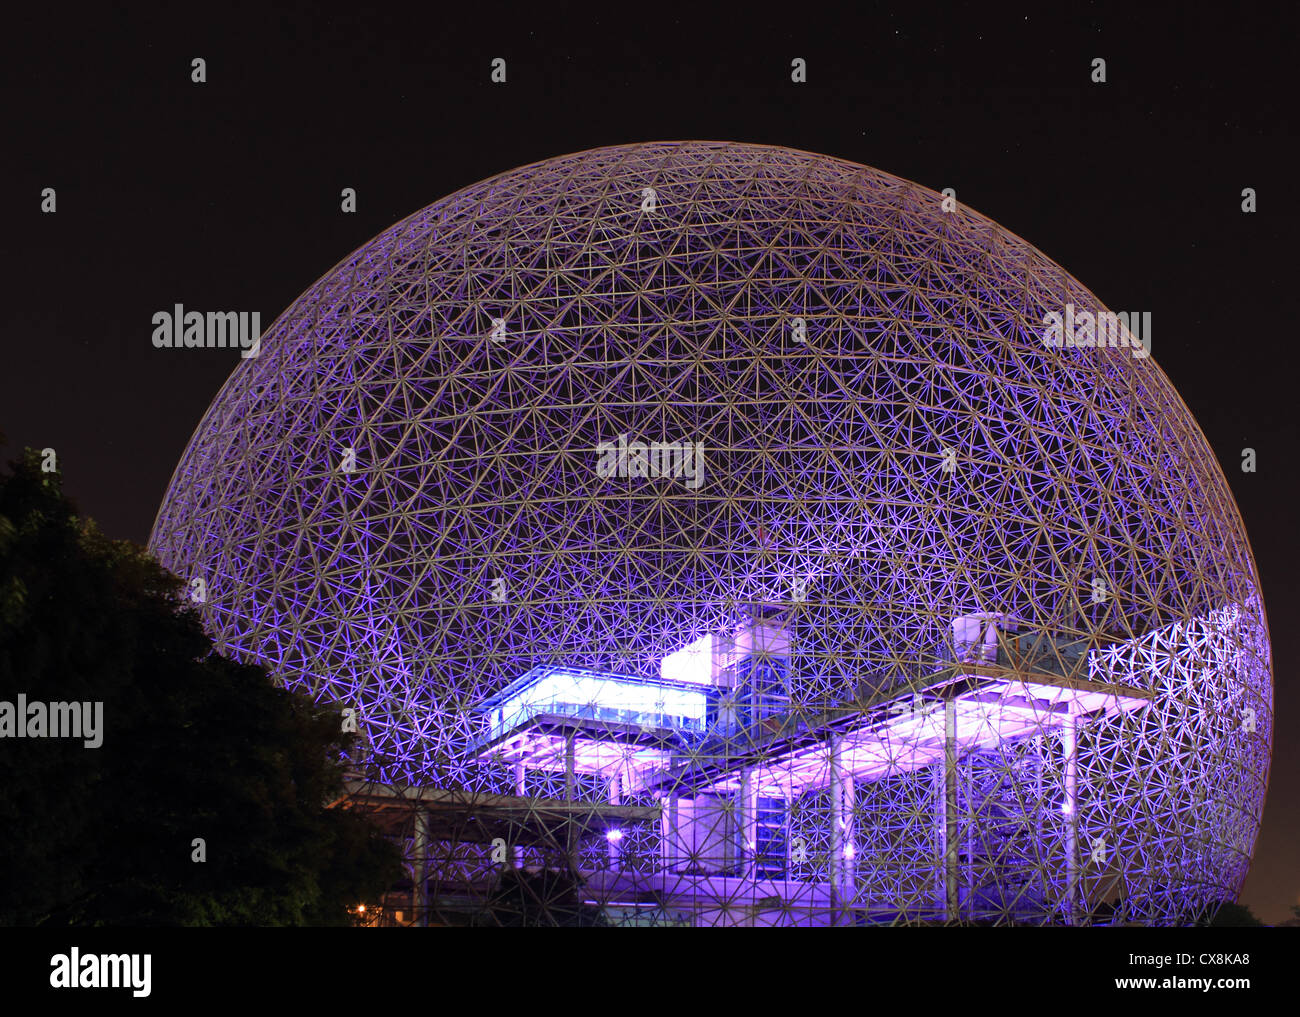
[[0, 446, 399, 925], [1200, 901, 1264, 927]]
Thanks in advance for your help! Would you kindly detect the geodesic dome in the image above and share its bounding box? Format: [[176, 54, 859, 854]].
[[150, 141, 1271, 926]]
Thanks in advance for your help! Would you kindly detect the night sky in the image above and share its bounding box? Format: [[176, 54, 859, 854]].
[[5, 3, 1296, 921]]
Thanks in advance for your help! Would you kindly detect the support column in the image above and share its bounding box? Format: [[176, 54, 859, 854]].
[[412, 807, 429, 928], [564, 732, 576, 801], [839, 766, 856, 910], [607, 772, 622, 869], [564, 732, 577, 867], [943, 699, 958, 921], [1063, 712, 1079, 926], [829, 736, 856, 924], [740, 769, 757, 879], [829, 739, 842, 924], [934, 756, 945, 913], [660, 791, 678, 872], [512, 762, 525, 869]]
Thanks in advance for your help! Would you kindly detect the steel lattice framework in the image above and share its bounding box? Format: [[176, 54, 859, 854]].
[[150, 141, 1272, 927]]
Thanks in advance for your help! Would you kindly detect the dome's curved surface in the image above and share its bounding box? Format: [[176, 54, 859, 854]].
[[151, 141, 1271, 926]]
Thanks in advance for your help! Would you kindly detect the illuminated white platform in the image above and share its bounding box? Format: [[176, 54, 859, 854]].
[[691, 668, 1152, 797], [470, 664, 1152, 798]]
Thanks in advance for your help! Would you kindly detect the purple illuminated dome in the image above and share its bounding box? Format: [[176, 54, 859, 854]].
[[150, 142, 1272, 926]]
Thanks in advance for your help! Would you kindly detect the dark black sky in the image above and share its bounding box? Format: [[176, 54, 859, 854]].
[[4, 2, 1296, 921]]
